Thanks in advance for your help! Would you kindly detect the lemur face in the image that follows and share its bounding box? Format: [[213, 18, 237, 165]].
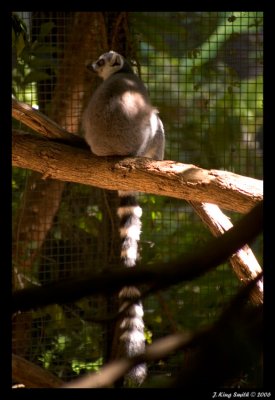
[[86, 51, 124, 80]]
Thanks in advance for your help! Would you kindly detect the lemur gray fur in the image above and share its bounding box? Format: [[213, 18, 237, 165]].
[[82, 50, 165, 386]]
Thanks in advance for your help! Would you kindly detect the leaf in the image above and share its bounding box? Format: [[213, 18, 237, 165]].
[[32, 44, 60, 55], [16, 33, 27, 57], [38, 21, 55, 42], [12, 28, 16, 47], [12, 13, 28, 37], [28, 56, 57, 69], [24, 70, 51, 84]]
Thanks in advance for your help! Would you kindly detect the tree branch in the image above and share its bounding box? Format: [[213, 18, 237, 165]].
[[61, 331, 192, 388], [12, 98, 73, 139], [12, 217, 263, 389], [61, 275, 262, 388], [12, 201, 263, 313], [12, 354, 63, 388], [189, 201, 263, 305], [12, 130, 262, 214]]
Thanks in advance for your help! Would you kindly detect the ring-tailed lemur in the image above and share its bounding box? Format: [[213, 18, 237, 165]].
[[82, 50, 165, 386]]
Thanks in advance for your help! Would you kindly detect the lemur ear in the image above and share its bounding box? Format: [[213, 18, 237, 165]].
[[110, 52, 122, 67]]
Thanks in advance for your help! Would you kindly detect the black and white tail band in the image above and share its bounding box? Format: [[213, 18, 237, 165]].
[[117, 192, 142, 268]]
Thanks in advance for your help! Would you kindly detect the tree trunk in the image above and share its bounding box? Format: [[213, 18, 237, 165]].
[[12, 12, 106, 361]]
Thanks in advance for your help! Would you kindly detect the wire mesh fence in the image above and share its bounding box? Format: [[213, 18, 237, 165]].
[[12, 11, 263, 387]]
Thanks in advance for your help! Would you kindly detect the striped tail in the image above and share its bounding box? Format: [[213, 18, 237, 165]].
[[115, 191, 147, 386], [117, 191, 142, 267]]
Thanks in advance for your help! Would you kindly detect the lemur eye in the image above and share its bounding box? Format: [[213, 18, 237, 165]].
[[97, 59, 105, 67]]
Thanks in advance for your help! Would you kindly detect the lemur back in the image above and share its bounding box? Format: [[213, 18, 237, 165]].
[[82, 50, 165, 386]]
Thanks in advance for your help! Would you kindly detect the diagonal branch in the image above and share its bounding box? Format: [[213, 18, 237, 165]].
[[12, 354, 63, 388], [12, 201, 263, 313], [61, 274, 262, 388], [189, 201, 263, 305], [12, 98, 73, 139]]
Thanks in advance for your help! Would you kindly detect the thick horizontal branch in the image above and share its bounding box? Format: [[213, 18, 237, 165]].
[[12, 201, 263, 313], [12, 131, 262, 214]]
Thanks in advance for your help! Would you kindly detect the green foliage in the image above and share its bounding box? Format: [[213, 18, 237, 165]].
[[132, 12, 263, 177], [12, 13, 28, 58], [12, 13, 58, 104], [32, 305, 104, 379]]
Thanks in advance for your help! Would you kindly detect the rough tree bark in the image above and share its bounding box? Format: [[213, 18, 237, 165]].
[[12, 130, 262, 214]]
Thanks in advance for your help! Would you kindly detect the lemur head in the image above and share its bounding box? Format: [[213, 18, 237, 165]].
[[86, 50, 134, 80]]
